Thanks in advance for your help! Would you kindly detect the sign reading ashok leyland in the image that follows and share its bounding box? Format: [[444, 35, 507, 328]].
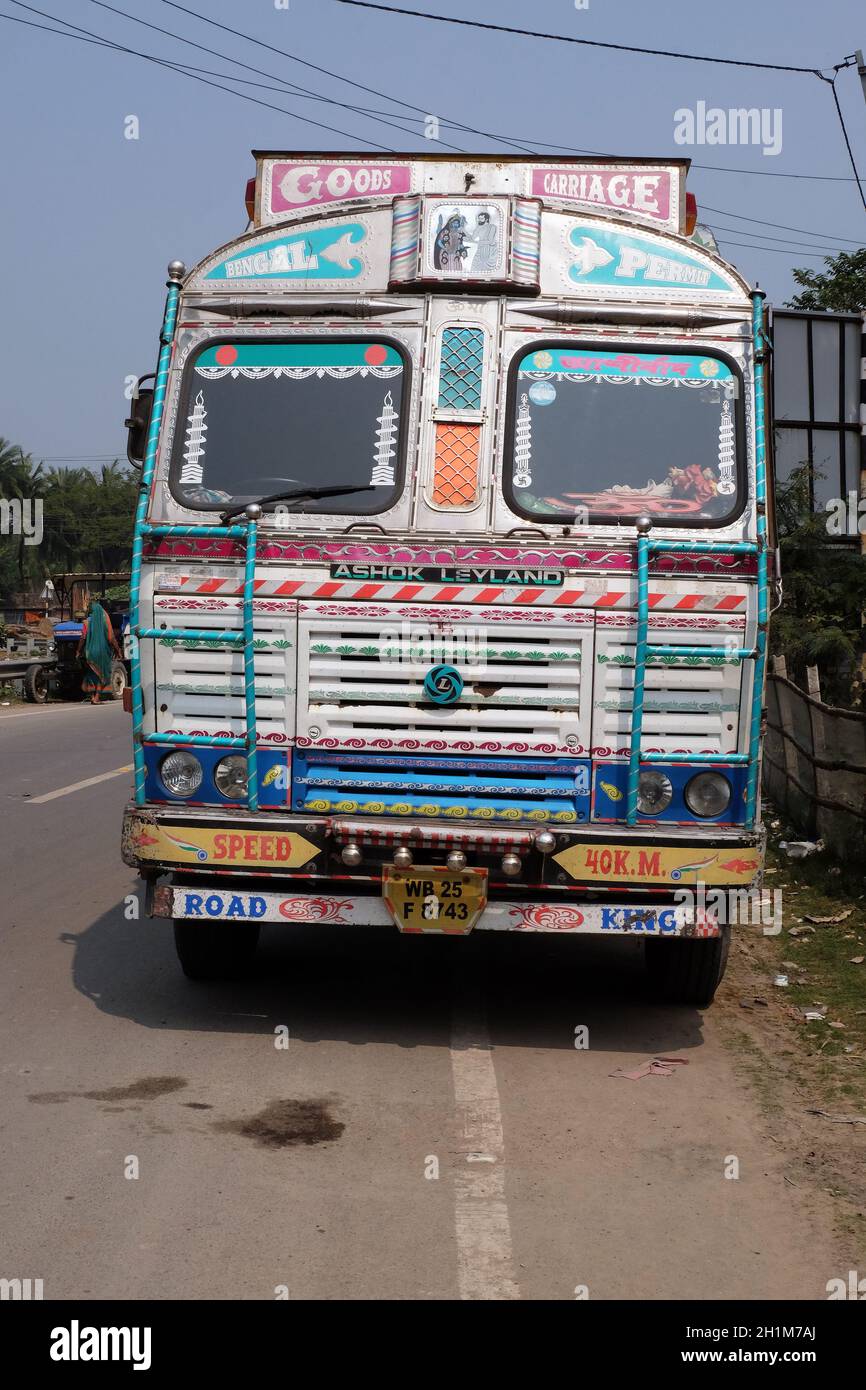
[[253, 154, 687, 235]]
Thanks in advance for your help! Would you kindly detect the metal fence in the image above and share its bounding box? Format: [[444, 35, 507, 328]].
[[763, 672, 866, 856]]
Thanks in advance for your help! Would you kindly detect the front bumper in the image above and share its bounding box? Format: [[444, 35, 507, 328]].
[[124, 803, 763, 916]]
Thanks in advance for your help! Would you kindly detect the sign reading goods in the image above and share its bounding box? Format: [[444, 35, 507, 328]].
[[270, 161, 412, 214]]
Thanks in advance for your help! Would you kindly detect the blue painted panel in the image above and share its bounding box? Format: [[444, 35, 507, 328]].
[[291, 750, 591, 824], [566, 224, 739, 294], [592, 761, 748, 826], [143, 744, 290, 807], [205, 224, 367, 281]]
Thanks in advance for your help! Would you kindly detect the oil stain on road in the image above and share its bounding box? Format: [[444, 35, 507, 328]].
[[213, 1099, 345, 1149]]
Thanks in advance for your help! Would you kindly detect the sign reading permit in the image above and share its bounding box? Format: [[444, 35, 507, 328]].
[[383, 865, 488, 934]]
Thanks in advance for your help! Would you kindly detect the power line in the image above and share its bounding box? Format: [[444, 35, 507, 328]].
[[335, 1, 829, 75], [715, 237, 830, 260], [824, 68, 866, 212], [162, 1, 862, 186], [699, 205, 863, 247], [81, 0, 465, 150], [4, 4, 398, 149], [703, 222, 848, 254], [6, 5, 860, 243]]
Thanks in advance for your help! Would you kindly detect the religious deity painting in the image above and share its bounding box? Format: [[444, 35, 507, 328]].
[[424, 201, 505, 279]]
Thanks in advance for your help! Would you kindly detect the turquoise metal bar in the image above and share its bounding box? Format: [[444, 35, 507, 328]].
[[625, 525, 651, 825], [645, 645, 752, 660], [145, 733, 245, 748], [648, 541, 757, 555], [242, 515, 260, 812], [137, 628, 243, 643], [131, 267, 183, 806], [745, 290, 770, 824], [142, 524, 246, 539]]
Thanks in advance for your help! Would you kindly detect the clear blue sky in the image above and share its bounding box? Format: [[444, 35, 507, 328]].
[[1, 0, 863, 466]]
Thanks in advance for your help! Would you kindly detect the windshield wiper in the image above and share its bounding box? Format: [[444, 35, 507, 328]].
[[220, 484, 374, 523]]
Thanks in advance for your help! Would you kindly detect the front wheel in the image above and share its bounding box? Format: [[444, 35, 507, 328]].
[[23, 663, 49, 703], [645, 925, 731, 1007], [173, 920, 261, 981], [110, 660, 128, 700]]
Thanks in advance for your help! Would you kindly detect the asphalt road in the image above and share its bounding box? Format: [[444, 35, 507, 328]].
[[0, 702, 846, 1300]]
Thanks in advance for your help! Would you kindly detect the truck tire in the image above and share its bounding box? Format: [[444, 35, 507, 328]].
[[645, 925, 731, 1007], [110, 660, 128, 700], [23, 663, 49, 703], [173, 920, 261, 981]]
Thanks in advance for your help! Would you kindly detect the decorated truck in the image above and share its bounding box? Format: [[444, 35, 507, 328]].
[[121, 153, 771, 1001]]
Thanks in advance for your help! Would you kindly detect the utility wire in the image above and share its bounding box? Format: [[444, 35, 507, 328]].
[[823, 67, 866, 212], [6, 4, 861, 243], [699, 205, 862, 247], [335, 1, 831, 75], [162, 1, 861, 185], [716, 237, 830, 260], [4, 4, 398, 149], [703, 223, 849, 254], [81, 0, 466, 150]]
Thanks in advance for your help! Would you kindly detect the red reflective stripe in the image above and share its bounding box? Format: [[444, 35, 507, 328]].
[[674, 594, 702, 609], [252, 578, 267, 590], [717, 593, 746, 610], [647, 592, 665, 607], [273, 579, 303, 596], [473, 587, 503, 603], [198, 578, 224, 593], [514, 588, 545, 604], [431, 586, 463, 601], [595, 591, 626, 607], [352, 583, 384, 600], [391, 584, 425, 600], [553, 588, 583, 605], [312, 582, 343, 598]]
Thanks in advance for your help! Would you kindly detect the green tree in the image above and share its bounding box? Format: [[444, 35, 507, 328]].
[[1, 442, 138, 606], [786, 247, 866, 312], [0, 437, 44, 596], [771, 465, 866, 707]]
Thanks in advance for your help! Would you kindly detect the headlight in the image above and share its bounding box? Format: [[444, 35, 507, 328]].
[[638, 770, 673, 815], [160, 750, 203, 797], [684, 771, 731, 818], [215, 755, 248, 800]]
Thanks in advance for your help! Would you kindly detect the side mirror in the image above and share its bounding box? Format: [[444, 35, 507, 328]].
[[125, 375, 156, 466]]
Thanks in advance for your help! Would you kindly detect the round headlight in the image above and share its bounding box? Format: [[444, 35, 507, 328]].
[[215, 755, 248, 800], [160, 750, 203, 797], [684, 771, 731, 818], [638, 770, 673, 815]]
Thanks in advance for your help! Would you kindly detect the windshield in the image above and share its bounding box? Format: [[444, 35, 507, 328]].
[[505, 346, 742, 525], [170, 339, 407, 513]]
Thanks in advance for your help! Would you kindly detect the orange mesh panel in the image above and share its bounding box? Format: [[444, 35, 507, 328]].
[[432, 422, 480, 506]]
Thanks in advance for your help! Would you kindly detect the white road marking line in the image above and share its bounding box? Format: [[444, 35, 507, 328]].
[[450, 981, 520, 1301], [0, 705, 122, 723], [27, 766, 133, 804]]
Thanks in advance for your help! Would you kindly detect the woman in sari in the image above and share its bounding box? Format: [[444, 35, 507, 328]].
[[75, 600, 122, 704]]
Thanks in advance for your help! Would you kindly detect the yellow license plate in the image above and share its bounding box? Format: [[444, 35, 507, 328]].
[[382, 866, 488, 935]]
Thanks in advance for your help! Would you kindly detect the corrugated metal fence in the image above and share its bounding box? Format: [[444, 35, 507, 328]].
[[763, 672, 866, 855]]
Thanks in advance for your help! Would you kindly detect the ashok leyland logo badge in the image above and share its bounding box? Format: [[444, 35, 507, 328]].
[[424, 664, 463, 705]]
